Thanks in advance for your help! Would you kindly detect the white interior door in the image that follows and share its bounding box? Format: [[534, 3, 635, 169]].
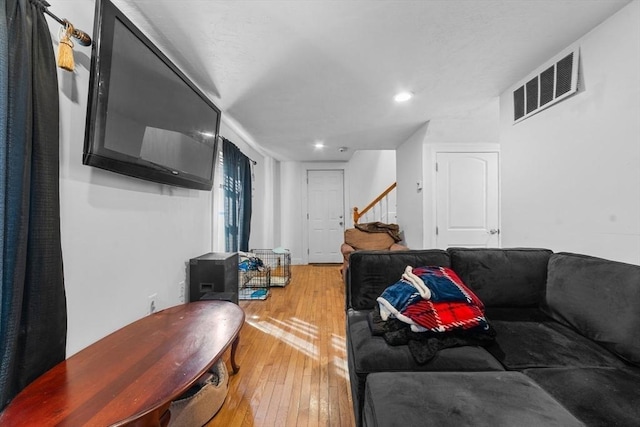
[[435, 152, 500, 248], [308, 170, 344, 263]]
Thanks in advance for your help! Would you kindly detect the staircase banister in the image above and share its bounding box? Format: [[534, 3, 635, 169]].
[[353, 182, 397, 224]]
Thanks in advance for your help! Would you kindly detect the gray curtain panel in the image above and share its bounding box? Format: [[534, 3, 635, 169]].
[[0, 0, 67, 410], [222, 138, 252, 252]]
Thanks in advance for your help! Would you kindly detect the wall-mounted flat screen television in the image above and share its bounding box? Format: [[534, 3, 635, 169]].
[[84, 0, 220, 191]]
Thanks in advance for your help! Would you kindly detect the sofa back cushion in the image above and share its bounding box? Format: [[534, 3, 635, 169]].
[[348, 250, 450, 310], [448, 248, 553, 307], [544, 253, 640, 366]]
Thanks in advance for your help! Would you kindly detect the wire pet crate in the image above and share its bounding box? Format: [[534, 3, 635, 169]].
[[251, 248, 291, 287], [238, 253, 270, 300]]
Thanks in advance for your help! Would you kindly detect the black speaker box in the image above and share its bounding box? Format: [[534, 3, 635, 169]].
[[189, 252, 238, 304]]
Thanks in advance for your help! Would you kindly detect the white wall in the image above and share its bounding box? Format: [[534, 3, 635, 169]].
[[396, 123, 429, 249], [277, 161, 304, 263], [426, 99, 500, 144], [499, 0, 640, 264], [49, 1, 266, 355]]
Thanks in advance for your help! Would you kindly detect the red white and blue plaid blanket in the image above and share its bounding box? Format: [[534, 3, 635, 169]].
[[377, 266, 488, 333], [373, 265, 494, 363], [403, 299, 486, 332]]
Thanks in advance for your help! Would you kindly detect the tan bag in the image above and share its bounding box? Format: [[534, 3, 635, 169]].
[[169, 360, 229, 427]]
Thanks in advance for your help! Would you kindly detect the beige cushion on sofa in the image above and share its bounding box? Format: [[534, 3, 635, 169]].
[[344, 228, 395, 251]]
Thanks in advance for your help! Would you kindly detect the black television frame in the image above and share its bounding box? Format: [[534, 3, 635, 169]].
[[83, 0, 221, 191]]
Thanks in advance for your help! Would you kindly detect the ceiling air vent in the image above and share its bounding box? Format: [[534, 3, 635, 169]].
[[513, 49, 579, 123]]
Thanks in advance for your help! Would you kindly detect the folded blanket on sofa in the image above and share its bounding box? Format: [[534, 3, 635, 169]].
[[372, 265, 494, 363], [403, 266, 484, 306], [368, 307, 495, 364], [377, 266, 488, 332], [403, 299, 487, 332], [376, 278, 422, 324]]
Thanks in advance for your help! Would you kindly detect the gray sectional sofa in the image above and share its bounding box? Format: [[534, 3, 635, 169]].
[[345, 248, 640, 426]]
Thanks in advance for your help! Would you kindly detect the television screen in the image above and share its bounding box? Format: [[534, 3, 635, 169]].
[[84, 0, 220, 191]]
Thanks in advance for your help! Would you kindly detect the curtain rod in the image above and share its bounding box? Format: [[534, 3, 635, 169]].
[[219, 136, 258, 165], [36, 0, 92, 46]]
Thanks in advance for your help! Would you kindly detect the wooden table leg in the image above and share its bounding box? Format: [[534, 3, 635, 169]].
[[230, 335, 240, 374]]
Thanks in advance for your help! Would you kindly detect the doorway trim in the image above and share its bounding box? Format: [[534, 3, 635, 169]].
[[301, 162, 348, 265], [424, 143, 501, 249]]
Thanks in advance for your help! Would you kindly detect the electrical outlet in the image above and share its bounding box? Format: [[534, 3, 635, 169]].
[[178, 281, 185, 303], [148, 293, 157, 314]]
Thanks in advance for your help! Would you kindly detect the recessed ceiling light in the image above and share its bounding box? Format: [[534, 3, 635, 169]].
[[314, 142, 325, 149], [394, 91, 413, 102]]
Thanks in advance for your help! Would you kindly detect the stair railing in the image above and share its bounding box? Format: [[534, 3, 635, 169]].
[[353, 182, 397, 224]]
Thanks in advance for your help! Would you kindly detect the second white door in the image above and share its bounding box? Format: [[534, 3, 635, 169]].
[[435, 152, 500, 248]]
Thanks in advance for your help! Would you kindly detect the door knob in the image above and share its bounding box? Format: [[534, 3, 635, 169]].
[[488, 229, 500, 235]]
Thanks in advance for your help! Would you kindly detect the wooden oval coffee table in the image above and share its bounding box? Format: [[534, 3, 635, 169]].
[[0, 300, 244, 426]]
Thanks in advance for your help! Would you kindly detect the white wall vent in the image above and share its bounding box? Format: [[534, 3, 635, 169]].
[[513, 49, 580, 123]]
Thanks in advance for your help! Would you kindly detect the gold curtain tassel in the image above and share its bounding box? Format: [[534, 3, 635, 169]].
[[57, 21, 75, 71]]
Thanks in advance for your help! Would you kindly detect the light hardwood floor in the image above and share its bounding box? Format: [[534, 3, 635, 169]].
[[207, 264, 356, 427]]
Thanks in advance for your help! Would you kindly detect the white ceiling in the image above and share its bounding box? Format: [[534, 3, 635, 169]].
[[113, 0, 630, 162]]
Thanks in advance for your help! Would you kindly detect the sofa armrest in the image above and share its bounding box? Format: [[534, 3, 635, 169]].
[[341, 243, 356, 260], [340, 243, 356, 284]]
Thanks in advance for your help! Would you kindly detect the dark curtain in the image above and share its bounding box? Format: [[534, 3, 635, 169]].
[[222, 138, 252, 252], [0, 0, 67, 410]]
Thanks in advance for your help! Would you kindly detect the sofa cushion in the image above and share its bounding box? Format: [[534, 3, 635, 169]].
[[348, 249, 450, 310], [484, 308, 626, 370], [544, 252, 640, 366], [348, 309, 503, 373], [448, 248, 552, 307], [363, 371, 584, 427], [525, 367, 640, 427], [348, 308, 504, 427]]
